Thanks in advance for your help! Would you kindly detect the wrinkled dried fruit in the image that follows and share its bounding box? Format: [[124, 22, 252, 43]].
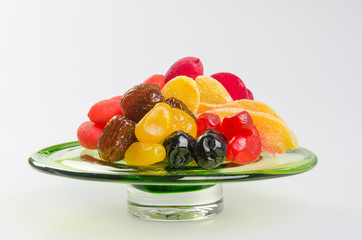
[[97, 115, 137, 162], [165, 97, 196, 120], [121, 83, 164, 123]]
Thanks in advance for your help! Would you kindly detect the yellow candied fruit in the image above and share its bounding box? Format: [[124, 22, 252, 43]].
[[124, 142, 166, 166], [135, 102, 173, 143], [161, 76, 200, 114], [195, 75, 233, 104], [171, 108, 197, 138]]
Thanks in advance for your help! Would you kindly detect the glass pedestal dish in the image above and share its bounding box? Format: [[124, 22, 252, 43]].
[[29, 142, 317, 221]]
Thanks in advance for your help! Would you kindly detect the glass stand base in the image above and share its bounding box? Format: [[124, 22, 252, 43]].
[[127, 184, 223, 221]]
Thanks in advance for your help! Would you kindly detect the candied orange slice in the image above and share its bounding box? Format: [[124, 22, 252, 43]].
[[197, 99, 285, 124], [161, 76, 200, 114], [203, 107, 298, 155], [195, 76, 233, 104]]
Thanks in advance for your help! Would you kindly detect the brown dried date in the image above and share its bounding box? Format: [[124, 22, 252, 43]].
[[121, 84, 164, 123], [97, 115, 137, 162], [165, 97, 196, 120]]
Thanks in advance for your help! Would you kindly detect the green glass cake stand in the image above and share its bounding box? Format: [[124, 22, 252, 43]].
[[29, 141, 317, 221]]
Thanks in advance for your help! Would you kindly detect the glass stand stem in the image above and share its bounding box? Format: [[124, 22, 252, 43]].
[[127, 184, 223, 221]]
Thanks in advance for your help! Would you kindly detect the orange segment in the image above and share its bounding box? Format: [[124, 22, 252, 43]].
[[197, 99, 285, 124], [195, 76, 233, 104], [203, 108, 298, 155], [161, 76, 200, 114]]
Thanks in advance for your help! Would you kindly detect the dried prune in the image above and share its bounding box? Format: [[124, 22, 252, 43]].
[[165, 97, 196, 120], [121, 84, 164, 123], [97, 115, 137, 162]]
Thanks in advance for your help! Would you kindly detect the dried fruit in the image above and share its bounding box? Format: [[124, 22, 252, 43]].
[[161, 76, 200, 114], [194, 129, 227, 169], [165, 56, 204, 83], [203, 108, 298, 155], [77, 121, 104, 149], [165, 97, 196, 120], [87, 99, 123, 127], [135, 103, 173, 143], [195, 76, 233, 104], [143, 74, 166, 89], [97, 115, 137, 162], [227, 134, 261, 164], [196, 113, 221, 136], [221, 111, 254, 140], [210, 72, 248, 100], [121, 83, 164, 123], [163, 131, 196, 169], [124, 142, 166, 166], [171, 108, 197, 138], [197, 99, 285, 124]]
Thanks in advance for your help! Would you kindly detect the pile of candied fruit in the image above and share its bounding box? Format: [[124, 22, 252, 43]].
[[77, 57, 299, 169]]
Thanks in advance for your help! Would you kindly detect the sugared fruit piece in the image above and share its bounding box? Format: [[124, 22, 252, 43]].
[[135, 103, 173, 143], [163, 131, 196, 169], [171, 108, 197, 138], [196, 113, 221, 136], [143, 74, 166, 89], [227, 134, 261, 164], [88, 99, 123, 127], [77, 121, 104, 150], [203, 108, 298, 155], [210, 72, 248, 100], [161, 76, 200, 114], [194, 129, 227, 169], [124, 142, 166, 166], [97, 115, 137, 162], [165, 56, 204, 83], [221, 111, 254, 140], [121, 83, 164, 123], [195, 76, 233, 104], [197, 99, 285, 124]]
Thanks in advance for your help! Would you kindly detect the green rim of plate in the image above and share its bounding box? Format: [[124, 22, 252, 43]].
[[29, 141, 317, 185]]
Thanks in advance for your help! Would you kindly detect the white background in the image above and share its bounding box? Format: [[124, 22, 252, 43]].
[[1, 0, 362, 239]]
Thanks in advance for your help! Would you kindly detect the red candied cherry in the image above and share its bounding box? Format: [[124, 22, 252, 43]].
[[143, 74, 166, 89], [227, 134, 262, 164], [221, 111, 254, 140], [196, 113, 221, 136], [210, 72, 248, 100], [165, 56, 204, 83], [77, 121, 104, 149], [88, 99, 123, 127]]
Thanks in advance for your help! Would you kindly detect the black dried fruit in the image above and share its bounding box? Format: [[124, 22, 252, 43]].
[[194, 129, 227, 169], [163, 130, 196, 169]]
